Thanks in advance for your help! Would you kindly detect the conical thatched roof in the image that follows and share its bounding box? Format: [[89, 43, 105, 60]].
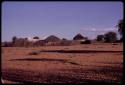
[[73, 33, 85, 40], [45, 35, 61, 42]]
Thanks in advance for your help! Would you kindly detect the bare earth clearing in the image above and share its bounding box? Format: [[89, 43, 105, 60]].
[[2, 43, 123, 84]]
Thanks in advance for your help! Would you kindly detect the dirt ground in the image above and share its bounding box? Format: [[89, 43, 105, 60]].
[[1, 43, 123, 84]]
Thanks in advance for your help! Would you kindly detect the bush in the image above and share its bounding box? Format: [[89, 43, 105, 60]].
[[2, 42, 13, 47], [80, 40, 91, 44]]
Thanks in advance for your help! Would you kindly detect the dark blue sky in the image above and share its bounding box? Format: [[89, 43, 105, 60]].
[[2, 1, 123, 42]]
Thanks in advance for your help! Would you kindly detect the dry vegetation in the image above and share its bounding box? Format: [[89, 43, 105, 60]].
[[2, 43, 123, 84]]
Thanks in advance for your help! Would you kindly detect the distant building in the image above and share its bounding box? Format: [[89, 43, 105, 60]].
[[72, 33, 89, 45], [44, 35, 61, 42], [73, 33, 87, 41]]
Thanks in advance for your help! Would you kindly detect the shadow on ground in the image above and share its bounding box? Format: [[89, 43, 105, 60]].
[[10, 58, 65, 62], [40, 50, 123, 53], [9, 58, 81, 66]]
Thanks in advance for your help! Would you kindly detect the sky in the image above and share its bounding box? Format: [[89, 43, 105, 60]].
[[2, 1, 123, 42]]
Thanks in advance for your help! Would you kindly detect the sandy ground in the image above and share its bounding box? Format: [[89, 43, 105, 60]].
[[1, 43, 123, 84]]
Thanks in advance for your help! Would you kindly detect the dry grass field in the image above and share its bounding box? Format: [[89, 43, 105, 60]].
[[1, 43, 123, 84]]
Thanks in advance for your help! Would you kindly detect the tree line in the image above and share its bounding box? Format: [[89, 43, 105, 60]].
[[2, 19, 123, 47], [94, 19, 123, 42]]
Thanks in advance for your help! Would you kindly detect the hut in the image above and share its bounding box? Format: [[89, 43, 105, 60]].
[[44, 35, 61, 46], [73, 33, 87, 41], [45, 35, 61, 42], [73, 33, 89, 44]]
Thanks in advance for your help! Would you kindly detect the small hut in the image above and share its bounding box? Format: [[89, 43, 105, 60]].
[[73, 33, 87, 41], [73, 33, 89, 44], [44, 35, 61, 46], [45, 35, 61, 42]]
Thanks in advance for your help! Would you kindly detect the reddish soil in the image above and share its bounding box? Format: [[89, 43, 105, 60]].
[[1, 43, 123, 84]]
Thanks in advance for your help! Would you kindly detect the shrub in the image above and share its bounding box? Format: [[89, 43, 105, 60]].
[[2, 42, 13, 47], [80, 40, 91, 44]]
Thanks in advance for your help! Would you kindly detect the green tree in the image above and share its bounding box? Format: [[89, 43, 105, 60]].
[[12, 36, 17, 44], [117, 19, 123, 41], [104, 32, 117, 43], [97, 35, 105, 41]]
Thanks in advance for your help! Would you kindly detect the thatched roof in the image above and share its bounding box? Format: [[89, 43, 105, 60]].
[[45, 35, 61, 42], [73, 33, 85, 40]]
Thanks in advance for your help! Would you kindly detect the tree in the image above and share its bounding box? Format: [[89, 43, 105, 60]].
[[104, 32, 117, 43], [12, 36, 17, 44], [117, 19, 123, 41], [97, 35, 105, 41]]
